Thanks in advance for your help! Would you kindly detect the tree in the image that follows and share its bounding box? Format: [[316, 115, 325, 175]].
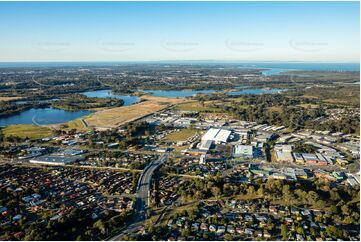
[[211, 187, 221, 199], [329, 190, 341, 201], [329, 205, 338, 214], [224, 234, 233, 241], [280, 224, 288, 240], [341, 204, 350, 216], [93, 220, 106, 235], [325, 225, 342, 238], [257, 186, 265, 197], [282, 184, 293, 201], [266, 217, 275, 231], [296, 226, 305, 237], [247, 185, 255, 196]]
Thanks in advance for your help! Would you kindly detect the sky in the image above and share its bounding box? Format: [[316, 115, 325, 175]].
[[0, 1, 359, 62]]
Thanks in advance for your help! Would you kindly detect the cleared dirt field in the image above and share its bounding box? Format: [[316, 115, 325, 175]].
[[84, 95, 185, 129]]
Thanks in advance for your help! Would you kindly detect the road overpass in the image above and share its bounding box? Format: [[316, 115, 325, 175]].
[[109, 153, 167, 240]]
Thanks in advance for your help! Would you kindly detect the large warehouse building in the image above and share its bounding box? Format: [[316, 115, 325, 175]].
[[201, 128, 232, 144], [29, 155, 83, 166]]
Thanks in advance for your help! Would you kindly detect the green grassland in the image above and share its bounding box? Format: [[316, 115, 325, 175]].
[[164, 128, 198, 142], [1, 124, 53, 139], [175, 101, 222, 112], [63, 118, 90, 131]]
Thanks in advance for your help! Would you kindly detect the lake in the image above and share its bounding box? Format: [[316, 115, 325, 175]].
[[0, 108, 92, 126], [1, 90, 139, 126], [81, 90, 140, 106]]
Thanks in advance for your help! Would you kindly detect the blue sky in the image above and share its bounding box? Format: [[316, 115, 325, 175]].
[[0, 1, 359, 62]]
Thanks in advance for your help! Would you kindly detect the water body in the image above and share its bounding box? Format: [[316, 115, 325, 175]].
[[143, 89, 218, 98], [0, 61, 359, 72], [0, 108, 92, 126], [1, 90, 138, 127], [236, 62, 360, 76], [228, 88, 284, 95], [261, 68, 292, 76], [81, 90, 140, 106]]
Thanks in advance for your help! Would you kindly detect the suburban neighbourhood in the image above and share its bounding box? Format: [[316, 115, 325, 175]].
[[0, 1, 360, 241]]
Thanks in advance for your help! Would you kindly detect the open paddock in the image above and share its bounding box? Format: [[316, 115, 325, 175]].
[[84, 95, 185, 129]]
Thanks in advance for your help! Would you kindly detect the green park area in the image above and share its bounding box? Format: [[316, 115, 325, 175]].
[[164, 128, 198, 142], [1, 124, 53, 139], [175, 101, 222, 112]]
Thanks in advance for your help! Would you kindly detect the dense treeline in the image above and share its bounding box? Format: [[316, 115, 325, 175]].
[[52, 94, 124, 111], [196, 93, 359, 134], [175, 176, 359, 213], [85, 122, 151, 149], [298, 86, 360, 108]]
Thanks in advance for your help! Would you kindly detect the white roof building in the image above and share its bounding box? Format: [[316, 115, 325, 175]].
[[275, 150, 294, 163], [199, 140, 213, 151], [201, 128, 232, 144], [234, 145, 253, 158]]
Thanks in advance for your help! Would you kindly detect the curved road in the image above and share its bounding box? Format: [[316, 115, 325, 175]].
[[109, 153, 167, 241]]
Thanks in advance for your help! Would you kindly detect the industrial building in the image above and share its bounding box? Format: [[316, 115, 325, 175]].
[[198, 140, 213, 151], [233, 144, 263, 160], [201, 128, 232, 144], [274, 145, 294, 163], [233, 145, 253, 159], [29, 155, 82, 166]]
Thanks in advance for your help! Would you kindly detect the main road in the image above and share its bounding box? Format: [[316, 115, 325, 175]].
[[108, 153, 167, 241]]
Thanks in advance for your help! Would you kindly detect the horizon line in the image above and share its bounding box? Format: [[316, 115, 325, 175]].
[[0, 60, 359, 64]]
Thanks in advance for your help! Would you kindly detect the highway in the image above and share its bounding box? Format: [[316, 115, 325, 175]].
[[108, 153, 167, 241]]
